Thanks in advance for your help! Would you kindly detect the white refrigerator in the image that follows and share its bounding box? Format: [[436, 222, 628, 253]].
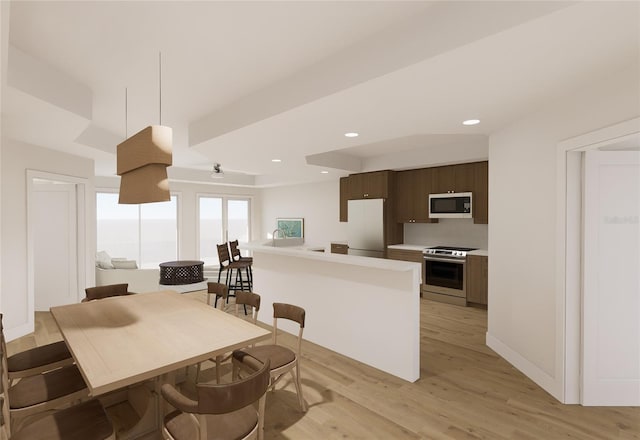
[[347, 198, 385, 258]]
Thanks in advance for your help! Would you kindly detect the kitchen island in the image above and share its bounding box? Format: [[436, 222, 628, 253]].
[[241, 242, 421, 382]]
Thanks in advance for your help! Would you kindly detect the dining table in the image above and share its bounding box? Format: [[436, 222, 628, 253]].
[[50, 290, 271, 439]]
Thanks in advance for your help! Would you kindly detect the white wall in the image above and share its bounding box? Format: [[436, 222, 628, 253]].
[[95, 176, 260, 262], [487, 64, 640, 401], [1, 138, 95, 340], [0, 0, 11, 331], [403, 220, 488, 249], [259, 180, 347, 249]]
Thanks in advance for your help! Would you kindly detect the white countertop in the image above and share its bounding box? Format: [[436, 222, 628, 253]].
[[387, 244, 432, 252], [388, 243, 488, 256], [242, 241, 420, 272]]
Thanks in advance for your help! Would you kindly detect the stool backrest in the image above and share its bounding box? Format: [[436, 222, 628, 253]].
[[229, 240, 242, 261], [216, 243, 231, 267]]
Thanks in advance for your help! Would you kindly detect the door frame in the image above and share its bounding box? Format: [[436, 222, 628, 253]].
[[26, 170, 89, 318], [196, 193, 253, 265], [556, 117, 640, 403]]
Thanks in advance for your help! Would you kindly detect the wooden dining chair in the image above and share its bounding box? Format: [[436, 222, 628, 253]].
[[0, 314, 73, 386], [83, 283, 132, 302], [234, 291, 260, 325], [232, 303, 307, 412], [162, 357, 270, 440], [197, 288, 261, 384], [0, 316, 91, 434], [0, 396, 115, 440]]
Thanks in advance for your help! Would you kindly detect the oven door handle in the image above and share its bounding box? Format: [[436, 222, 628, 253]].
[[423, 256, 465, 264]]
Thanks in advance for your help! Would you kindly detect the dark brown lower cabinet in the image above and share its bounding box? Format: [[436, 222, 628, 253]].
[[466, 255, 488, 305], [331, 243, 349, 255]]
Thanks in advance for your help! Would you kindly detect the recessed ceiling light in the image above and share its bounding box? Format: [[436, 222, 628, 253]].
[[344, 132, 359, 138], [462, 119, 480, 126], [271, 159, 282, 162], [320, 170, 329, 174]]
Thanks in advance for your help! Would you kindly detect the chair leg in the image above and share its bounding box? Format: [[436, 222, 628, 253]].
[[291, 364, 307, 412], [195, 362, 201, 383], [232, 361, 239, 381], [215, 355, 223, 384]]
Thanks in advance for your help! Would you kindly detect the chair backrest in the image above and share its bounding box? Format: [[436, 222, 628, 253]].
[[272, 303, 305, 354], [216, 243, 231, 267], [84, 283, 129, 301], [234, 291, 260, 323], [207, 282, 228, 310], [229, 240, 241, 261], [196, 357, 270, 414]]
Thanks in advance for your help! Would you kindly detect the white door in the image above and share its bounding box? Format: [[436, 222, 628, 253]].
[[33, 182, 78, 310], [582, 151, 640, 405]]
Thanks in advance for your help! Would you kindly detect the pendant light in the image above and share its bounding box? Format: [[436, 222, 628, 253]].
[[117, 53, 172, 204]]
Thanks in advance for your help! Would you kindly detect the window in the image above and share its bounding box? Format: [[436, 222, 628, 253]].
[[97, 192, 178, 268], [198, 196, 251, 265]]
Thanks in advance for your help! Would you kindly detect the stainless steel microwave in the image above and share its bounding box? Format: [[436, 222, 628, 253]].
[[428, 192, 473, 218]]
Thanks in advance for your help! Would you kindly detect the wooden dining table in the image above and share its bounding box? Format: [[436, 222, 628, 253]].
[[50, 290, 271, 438]]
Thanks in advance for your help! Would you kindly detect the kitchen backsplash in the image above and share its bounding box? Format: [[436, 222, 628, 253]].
[[403, 219, 488, 249]]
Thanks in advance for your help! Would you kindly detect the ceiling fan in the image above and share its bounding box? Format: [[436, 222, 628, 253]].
[[211, 163, 224, 178]]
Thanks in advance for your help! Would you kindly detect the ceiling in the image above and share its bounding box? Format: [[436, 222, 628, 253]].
[[2, 1, 639, 187]]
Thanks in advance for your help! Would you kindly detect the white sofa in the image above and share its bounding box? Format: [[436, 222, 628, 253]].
[[95, 267, 161, 293]]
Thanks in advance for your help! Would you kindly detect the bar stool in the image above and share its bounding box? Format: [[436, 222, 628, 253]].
[[229, 239, 253, 290], [216, 243, 250, 298]]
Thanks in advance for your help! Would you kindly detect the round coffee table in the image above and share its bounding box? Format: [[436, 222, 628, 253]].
[[159, 260, 205, 285]]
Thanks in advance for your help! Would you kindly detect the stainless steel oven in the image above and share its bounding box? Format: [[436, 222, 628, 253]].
[[423, 246, 476, 299]]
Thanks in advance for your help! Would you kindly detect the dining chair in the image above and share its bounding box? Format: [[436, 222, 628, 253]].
[[162, 357, 270, 440], [196, 288, 260, 384], [234, 290, 260, 325], [83, 283, 132, 302], [232, 302, 307, 412], [229, 239, 253, 288], [206, 281, 229, 310], [0, 316, 92, 434], [0, 395, 115, 440], [1, 314, 73, 387]]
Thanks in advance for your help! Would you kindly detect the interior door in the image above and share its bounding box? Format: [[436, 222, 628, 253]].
[[582, 150, 640, 405], [33, 182, 78, 310]]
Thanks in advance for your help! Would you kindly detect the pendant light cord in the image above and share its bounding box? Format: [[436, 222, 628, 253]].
[[125, 87, 128, 138], [159, 52, 162, 126]]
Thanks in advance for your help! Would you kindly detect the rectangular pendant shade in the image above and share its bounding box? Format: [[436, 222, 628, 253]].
[[118, 163, 170, 204], [117, 125, 172, 204]]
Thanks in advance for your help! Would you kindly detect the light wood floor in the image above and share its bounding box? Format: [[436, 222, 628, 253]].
[[7, 293, 639, 439]]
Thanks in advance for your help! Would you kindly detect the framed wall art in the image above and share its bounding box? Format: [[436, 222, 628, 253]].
[[276, 218, 304, 238]]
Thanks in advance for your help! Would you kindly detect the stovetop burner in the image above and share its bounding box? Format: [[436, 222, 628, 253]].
[[423, 246, 477, 258], [427, 246, 476, 252]]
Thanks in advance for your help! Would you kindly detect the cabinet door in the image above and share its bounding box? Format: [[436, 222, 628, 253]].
[[396, 170, 414, 223], [331, 243, 349, 254], [414, 168, 435, 222], [466, 255, 488, 305], [347, 171, 389, 199], [454, 163, 475, 193], [473, 161, 488, 224], [348, 173, 365, 199], [432, 165, 456, 194], [339, 177, 349, 222], [365, 171, 389, 198]]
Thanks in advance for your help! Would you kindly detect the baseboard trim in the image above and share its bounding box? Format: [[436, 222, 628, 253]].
[[486, 332, 563, 402]]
